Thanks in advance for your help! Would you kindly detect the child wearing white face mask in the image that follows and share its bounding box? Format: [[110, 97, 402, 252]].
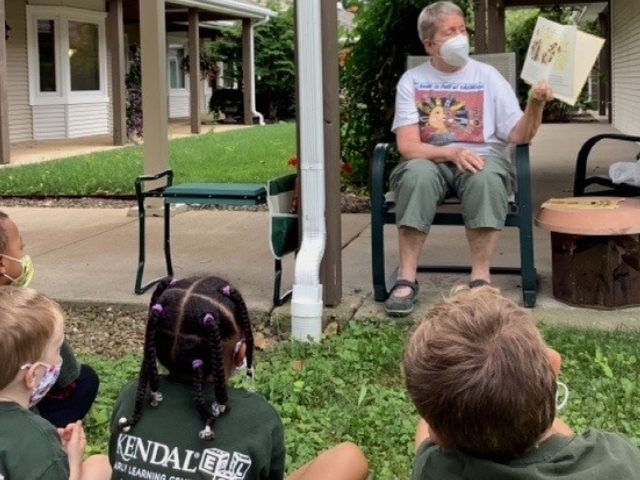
[[403, 285, 640, 480], [0, 210, 100, 428], [0, 286, 112, 480], [109, 275, 369, 480]]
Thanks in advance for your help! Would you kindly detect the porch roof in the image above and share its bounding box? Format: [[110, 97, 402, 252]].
[[166, 0, 276, 20]]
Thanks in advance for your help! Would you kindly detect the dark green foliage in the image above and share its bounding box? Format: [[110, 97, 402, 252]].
[[125, 45, 143, 138], [207, 2, 295, 121], [253, 4, 295, 120], [340, 0, 470, 191]]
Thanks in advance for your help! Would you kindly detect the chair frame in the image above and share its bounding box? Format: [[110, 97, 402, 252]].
[[573, 133, 640, 197], [371, 53, 537, 308]]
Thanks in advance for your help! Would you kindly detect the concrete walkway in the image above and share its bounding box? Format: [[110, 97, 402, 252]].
[[4, 121, 640, 331]]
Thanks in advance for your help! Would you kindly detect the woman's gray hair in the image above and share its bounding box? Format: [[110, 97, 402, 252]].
[[417, 1, 464, 42]]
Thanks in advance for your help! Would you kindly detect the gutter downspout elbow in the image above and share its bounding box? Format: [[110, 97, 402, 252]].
[[249, 17, 270, 126]]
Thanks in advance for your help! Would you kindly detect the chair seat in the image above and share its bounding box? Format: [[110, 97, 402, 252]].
[[159, 183, 266, 205]]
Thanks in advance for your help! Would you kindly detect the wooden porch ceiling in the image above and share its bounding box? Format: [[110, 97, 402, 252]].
[[119, 0, 255, 23], [503, 0, 609, 6]]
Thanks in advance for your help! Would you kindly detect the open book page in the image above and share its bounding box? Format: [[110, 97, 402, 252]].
[[521, 17, 577, 101], [521, 17, 604, 106]]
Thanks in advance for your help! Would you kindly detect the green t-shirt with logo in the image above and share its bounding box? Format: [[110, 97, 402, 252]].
[[0, 401, 70, 480], [109, 375, 285, 480], [412, 430, 640, 480]]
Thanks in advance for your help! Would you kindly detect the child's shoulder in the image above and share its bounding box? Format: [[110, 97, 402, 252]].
[[412, 430, 640, 480], [228, 387, 281, 418], [0, 402, 68, 479]]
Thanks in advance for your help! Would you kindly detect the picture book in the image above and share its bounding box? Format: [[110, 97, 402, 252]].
[[521, 17, 605, 106]]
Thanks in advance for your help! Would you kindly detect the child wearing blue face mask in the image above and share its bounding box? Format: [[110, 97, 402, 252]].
[[0, 286, 112, 480], [0, 210, 100, 428], [403, 285, 640, 480], [109, 275, 368, 480]]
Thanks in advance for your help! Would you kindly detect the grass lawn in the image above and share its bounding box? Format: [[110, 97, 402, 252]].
[[0, 123, 297, 196], [82, 320, 640, 480]]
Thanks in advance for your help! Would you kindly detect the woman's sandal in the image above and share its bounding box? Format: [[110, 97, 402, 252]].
[[385, 279, 419, 317]]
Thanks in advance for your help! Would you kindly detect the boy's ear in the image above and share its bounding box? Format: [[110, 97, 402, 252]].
[[548, 348, 562, 374], [21, 364, 40, 390]]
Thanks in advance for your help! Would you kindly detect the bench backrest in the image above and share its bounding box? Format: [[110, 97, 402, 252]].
[[406, 52, 517, 90]]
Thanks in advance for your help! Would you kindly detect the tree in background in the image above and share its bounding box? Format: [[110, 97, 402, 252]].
[[339, 0, 470, 191], [125, 44, 143, 139], [207, 1, 295, 121]]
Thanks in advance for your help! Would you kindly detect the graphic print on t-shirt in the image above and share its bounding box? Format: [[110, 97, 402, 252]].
[[113, 433, 253, 480], [415, 81, 485, 146]]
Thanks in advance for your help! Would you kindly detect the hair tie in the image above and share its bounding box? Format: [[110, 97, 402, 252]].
[[149, 391, 163, 407], [199, 425, 214, 441], [118, 417, 131, 433], [202, 313, 215, 325], [222, 285, 232, 296], [192, 359, 203, 370], [211, 402, 227, 418], [151, 304, 163, 313]]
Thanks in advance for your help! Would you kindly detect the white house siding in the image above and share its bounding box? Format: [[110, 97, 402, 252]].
[[32, 105, 66, 139], [611, 0, 640, 135], [68, 103, 109, 137], [169, 90, 191, 118], [168, 78, 212, 120], [6, 0, 33, 142]]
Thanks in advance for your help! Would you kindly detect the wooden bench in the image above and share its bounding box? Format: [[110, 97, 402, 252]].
[[134, 169, 267, 294]]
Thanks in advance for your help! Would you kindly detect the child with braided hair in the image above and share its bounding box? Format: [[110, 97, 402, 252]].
[[109, 275, 368, 480]]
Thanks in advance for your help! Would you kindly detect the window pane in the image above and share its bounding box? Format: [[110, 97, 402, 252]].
[[169, 59, 179, 89], [169, 47, 185, 89], [37, 20, 56, 92], [69, 21, 100, 91]]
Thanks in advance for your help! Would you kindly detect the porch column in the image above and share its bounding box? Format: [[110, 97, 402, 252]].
[[320, 0, 341, 306], [140, 0, 169, 174], [598, 9, 611, 121], [473, 0, 487, 54], [188, 8, 201, 134], [108, 0, 127, 146], [241, 18, 253, 125], [486, 0, 505, 53], [0, 1, 10, 164]]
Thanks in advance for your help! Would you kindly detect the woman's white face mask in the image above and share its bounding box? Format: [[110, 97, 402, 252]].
[[434, 34, 470, 67]]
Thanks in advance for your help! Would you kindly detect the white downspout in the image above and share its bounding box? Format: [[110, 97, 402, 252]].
[[291, 0, 325, 342], [249, 17, 269, 125]]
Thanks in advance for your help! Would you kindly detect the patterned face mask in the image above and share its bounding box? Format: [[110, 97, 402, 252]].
[[3, 254, 35, 288], [21, 359, 62, 407]]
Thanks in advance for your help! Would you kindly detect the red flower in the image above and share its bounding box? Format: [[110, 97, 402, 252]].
[[287, 156, 298, 167], [341, 162, 352, 175]]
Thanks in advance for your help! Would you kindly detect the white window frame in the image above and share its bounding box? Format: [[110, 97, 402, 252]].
[[27, 6, 108, 105], [168, 44, 189, 94]]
